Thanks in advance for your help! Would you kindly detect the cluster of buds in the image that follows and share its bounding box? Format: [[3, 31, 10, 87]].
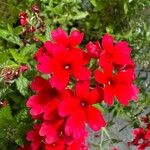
[[19, 4, 45, 45], [128, 113, 150, 150], [1, 65, 28, 83]]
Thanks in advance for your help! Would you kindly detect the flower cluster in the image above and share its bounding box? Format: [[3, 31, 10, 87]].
[[23, 28, 139, 150], [128, 114, 150, 150], [19, 4, 45, 45]]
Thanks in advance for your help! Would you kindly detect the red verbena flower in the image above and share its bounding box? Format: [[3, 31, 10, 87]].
[[95, 66, 139, 105], [58, 81, 106, 138], [37, 47, 91, 90], [26, 76, 60, 120], [99, 33, 133, 68]]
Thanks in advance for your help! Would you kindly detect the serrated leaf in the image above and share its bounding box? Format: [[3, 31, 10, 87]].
[[10, 49, 27, 64], [16, 76, 29, 96]]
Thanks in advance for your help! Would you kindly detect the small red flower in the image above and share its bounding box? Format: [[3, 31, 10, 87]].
[[58, 81, 106, 138], [99, 34, 133, 67], [19, 12, 28, 26], [95, 66, 139, 105], [26, 76, 60, 120], [37, 48, 91, 90]]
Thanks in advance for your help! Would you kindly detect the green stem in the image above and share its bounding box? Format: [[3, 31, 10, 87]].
[[99, 129, 104, 150]]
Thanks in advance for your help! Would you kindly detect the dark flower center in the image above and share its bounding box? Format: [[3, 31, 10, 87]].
[[52, 143, 56, 147], [108, 79, 114, 85], [80, 101, 88, 107], [59, 131, 64, 138], [106, 53, 111, 58], [64, 63, 71, 70]]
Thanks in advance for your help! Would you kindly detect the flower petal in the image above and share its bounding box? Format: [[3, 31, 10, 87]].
[[30, 76, 50, 93], [65, 109, 86, 139], [102, 33, 114, 51], [73, 67, 91, 80], [37, 55, 52, 74], [86, 106, 106, 131], [104, 86, 114, 106], [51, 28, 69, 46], [58, 96, 79, 117], [50, 72, 69, 90], [75, 81, 89, 99], [26, 94, 49, 116], [88, 87, 101, 104], [69, 30, 84, 47], [94, 70, 107, 84], [39, 121, 58, 144]]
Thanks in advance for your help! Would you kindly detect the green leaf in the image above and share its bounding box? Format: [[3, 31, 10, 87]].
[[0, 105, 12, 121], [90, 0, 97, 7], [10, 49, 27, 64], [16, 76, 29, 96], [73, 11, 88, 20], [124, 3, 128, 15], [20, 44, 37, 57], [7, 24, 13, 36]]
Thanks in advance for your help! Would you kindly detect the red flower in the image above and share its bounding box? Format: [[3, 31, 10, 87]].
[[95, 66, 139, 105], [19, 12, 28, 26], [58, 81, 106, 138], [26, 76, 60, 120], [26, 124, 42, 150], [86, 41, 102, 58], [99, 34, 133, 67], [37, 47, 91, 90]]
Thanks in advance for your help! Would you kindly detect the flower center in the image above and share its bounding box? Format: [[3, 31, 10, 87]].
[[80, 101, 88, 107], [106, 53, 111, 58], [52, 143, 56, 147], [64, 64, 71, 70], [59, 131, 63, 138], [108, 79, 114, 85]]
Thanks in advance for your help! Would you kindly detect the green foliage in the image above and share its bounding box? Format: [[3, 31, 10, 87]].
[[16, 76, 30, 97], [0, 105, 32, 149]]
